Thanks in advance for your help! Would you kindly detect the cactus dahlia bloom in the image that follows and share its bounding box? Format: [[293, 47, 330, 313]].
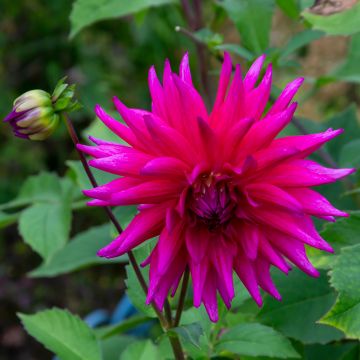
[[79, 53, 354, 322]]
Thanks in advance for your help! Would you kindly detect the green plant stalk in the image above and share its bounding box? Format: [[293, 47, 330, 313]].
[[63, 113, 185, 360]]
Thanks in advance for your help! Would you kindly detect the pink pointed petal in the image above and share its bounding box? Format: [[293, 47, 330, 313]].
[[94, 105, 138, 146], [202, 270, 219, 322], [89, 151, 152, 176], [110, 180, 184, 205], [269, 230, 320, 277], [83, 177, 140, 201], [267, 77, 304, 116], [245, 63, 272, 120], [143, 114, 198, 164], [259, 235, 290, 273], [234, 254, 262, 306], [186, 225, 210, 264], [212, 241, 235, 300], [232, 222, 259, 260], [255, 259, 281, 300], [245, 183, 303, 213], [97, 204, 168, 258], [77, 143, 121, 158], [156, 225, 184, 275], [264, 159, 355, 187], [244, 54, 266, 91], [212, 52, 233, 117], [190, 260, 208, 307], [148, 66, 168, 120], [249, 207, 333, 252], [222, 118, 254, 160], [179, 52, 193, 85], [288, 188, 348, 218], [141, 157, 189, 178], [239, 103, 297, 155]]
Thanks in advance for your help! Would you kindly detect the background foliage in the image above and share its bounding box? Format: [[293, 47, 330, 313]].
[[1, 0, 360, 359]]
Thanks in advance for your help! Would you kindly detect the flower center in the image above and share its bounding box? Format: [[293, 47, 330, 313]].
[[189, 172, 236, 231]]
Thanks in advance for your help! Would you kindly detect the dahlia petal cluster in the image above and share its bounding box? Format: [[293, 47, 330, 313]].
[[79, 53, 354, 322]]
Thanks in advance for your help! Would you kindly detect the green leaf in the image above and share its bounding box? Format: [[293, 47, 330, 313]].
[[276, 0, 299, 19], [280, 30, 324, 60], [304, 342, 359, 360], [215, 323, 299, 358], [326, 106, 360, 155], [308, 212, 360, 269], [96, 315, 150, 339], [125, 240, 156, 317], [30, 224, 126, 277], [168, 323, 203, 349], [219, 0, 275, 54], [339, 139, 360, 169], [333, 33, 360, 83], [302, 2, 360, 36], [120, 339, 158, 360], [18, 308, 101, 360], [19, 201, 71, 260], [100, 335, 136, 360], [0, 172, 64, 210], [256, 269, 343, 344], [320, 243, 360, 339], [214, 43, 254, 61], [0, 211, 19, 229], [70, 0, 177, 38]]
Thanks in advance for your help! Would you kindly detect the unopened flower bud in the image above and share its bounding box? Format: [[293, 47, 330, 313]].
[[3, 90, 58, 140], [3, 78, 80, 141]]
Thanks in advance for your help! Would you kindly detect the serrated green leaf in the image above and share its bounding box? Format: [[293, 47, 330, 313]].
[[18, 308, 101, 360], [19, 201, 71, 260], [30, 224, 126, 277], [302, 2, 360, 36], [219, 0, 275, 54], [120, 339, 158, 360], [70, 0, 177, 38], [215, 323, 299, 358], [168, 322, 203, 349], [320, 244, 360, 339], [257, 269, 343, 344]]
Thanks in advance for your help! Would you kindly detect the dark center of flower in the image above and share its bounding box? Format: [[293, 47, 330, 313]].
[[189, 172, 236, 231]]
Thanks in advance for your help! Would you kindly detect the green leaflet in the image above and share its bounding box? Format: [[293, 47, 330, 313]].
[[70, 0, 177, 38], [320, 244, 360, 339], [18, 308, 101, 360], [215, 323, 299, 358], [257, 269, 343, 344]]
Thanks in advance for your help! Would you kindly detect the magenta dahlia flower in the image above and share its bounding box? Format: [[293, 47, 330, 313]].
[[78, 53, 354, 322]]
